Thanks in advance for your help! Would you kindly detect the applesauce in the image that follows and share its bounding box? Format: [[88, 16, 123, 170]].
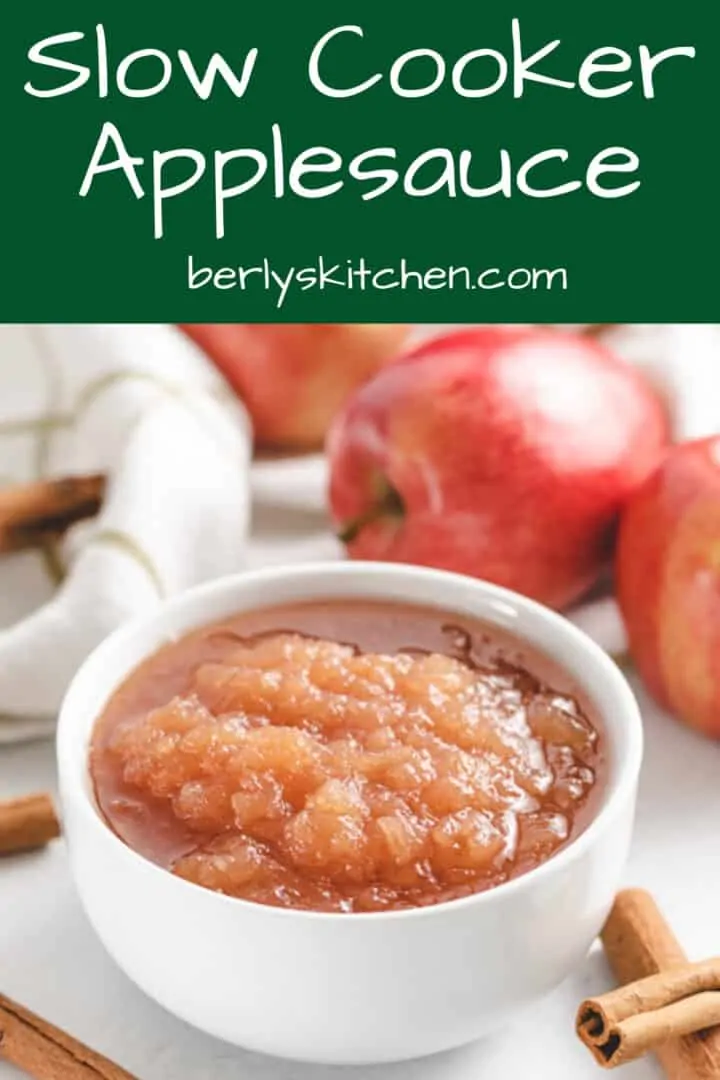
[[91, 600, 604, 913]]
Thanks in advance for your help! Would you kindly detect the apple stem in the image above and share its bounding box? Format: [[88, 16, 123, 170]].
[[582, 324, 620, 338], [338, 484, 405, 545], [338, 507, 383, 545]]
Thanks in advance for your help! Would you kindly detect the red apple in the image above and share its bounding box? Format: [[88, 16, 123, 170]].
[[617, 437, 720, 737], [328, 327, 669, 610], [180, 323, 408, 450]]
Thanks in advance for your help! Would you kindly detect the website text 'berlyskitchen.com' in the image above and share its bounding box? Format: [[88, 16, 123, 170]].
[[187, 255, 568, 309]]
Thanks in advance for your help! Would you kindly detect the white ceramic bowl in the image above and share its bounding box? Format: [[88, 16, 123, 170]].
[[57, 563, 642, 1065]]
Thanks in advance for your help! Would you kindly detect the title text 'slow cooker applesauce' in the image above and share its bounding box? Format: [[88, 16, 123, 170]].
[[26, 23, 695, 237], [91, 600, 604, 913]]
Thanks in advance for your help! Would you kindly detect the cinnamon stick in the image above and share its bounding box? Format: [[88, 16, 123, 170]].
[[0, 993, 138, 1080], [0, 794, 61, 855], [0, 475, 105, 555], [576, 889, 720, 1076]]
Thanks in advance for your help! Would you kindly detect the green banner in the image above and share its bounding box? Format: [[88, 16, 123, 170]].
[[0, 0, 716, 320]]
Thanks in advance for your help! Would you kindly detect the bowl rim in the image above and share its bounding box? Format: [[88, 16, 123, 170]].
[[57, 561, 643, 923]]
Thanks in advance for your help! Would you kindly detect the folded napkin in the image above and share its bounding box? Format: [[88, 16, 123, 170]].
[[0, 325, 251, 742]]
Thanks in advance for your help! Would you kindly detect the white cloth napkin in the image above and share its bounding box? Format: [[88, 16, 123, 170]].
[[1, 323, 718, 744], [0, 325, 252, 742]]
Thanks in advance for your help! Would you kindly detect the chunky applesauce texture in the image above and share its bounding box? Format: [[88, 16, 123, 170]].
[[93, 604, 601, 913]]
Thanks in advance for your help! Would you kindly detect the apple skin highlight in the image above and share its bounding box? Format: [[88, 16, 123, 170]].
[[329, 327, 669, 611], [181, 324, 408, 451], [617, 437, 720, 739]]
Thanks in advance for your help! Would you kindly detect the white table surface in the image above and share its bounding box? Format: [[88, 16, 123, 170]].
[[2, 485, 720, 1080]]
